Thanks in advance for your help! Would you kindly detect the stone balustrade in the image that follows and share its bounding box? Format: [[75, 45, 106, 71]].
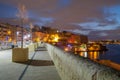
[[46, 43, 120, 80]]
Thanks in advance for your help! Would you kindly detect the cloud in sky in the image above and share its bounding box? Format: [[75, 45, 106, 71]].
[[0, 0, 120, 40], [68, 29, 91, 35], [77, 21, 119, 31]]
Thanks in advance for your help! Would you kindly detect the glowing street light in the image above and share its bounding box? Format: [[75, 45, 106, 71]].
[[27, 34, 31, 38], [16, 31, 19, 35], [7, 30, 11, 35], [54, 37, 59, 42]]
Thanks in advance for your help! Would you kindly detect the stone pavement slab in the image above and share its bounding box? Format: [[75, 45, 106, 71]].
[[0, 48, 61, 80]]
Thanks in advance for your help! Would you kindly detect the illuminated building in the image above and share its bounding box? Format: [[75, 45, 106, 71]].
[[67, 34, 88, 44], [0, 23, 30, 44], [32, 31, 45, 42], [0, 23, 16, 42]]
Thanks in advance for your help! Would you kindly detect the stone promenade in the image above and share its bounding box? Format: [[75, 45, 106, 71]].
[[0, 47, 61, 80]]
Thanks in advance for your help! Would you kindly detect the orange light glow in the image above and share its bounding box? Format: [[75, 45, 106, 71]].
[[64, 47, 69, 51], [89, 52, 93, 59], [8, 38, 12, 42], [54, 37, 59, 42], [79, 52, 84, 57], [7, 30, 11, 35], [36, 38, 39, 42], [93, 52, 99, 59]]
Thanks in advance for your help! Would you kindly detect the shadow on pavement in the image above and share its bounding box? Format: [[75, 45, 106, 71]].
[[35, 47, 47, 51], [15, 59, 54, 66]]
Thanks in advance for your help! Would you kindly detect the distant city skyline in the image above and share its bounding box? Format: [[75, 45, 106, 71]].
[[0, 0, 120, 40]]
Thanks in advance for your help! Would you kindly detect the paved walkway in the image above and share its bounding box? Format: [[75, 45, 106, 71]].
[[0, 47, 61, 80]]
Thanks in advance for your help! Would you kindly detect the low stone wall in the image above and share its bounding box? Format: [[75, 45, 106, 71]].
[[27, 42, 45, 52], [34, 43, 38, 49], [46, 44, 120, 80], [37, 42, 41, 47], [28, 44, 35, 52]]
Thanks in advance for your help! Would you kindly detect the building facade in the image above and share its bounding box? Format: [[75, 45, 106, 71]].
[[0, 23, 31, 46]]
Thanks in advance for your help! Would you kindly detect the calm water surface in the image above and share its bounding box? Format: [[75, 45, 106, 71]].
[[75, 44, 120, 64], [99, 44, 120, 64]]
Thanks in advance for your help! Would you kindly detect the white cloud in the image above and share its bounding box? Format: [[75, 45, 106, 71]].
[[68, 29, 90, 35], [99, 32, 108, 36], [77, 22, 119, 31]]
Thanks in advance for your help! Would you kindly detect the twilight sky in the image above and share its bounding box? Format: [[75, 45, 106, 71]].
[[0, 0, 120, 41]]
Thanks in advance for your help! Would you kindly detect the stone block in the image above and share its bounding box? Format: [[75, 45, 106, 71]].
[[12, 48, 28, 62], [28, 44, 35, 52]]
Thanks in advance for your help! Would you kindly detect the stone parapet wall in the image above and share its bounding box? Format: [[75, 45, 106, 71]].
[[34, 43, 38, 49], [28, 44, 35, 52], [46, 44, 120, 80]]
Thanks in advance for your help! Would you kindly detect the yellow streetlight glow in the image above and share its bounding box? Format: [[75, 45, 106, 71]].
[[36, 38, 39, 42], [54, 37, 59, 42], [8, 38, 12, 42], [7, 30, 11, 35]]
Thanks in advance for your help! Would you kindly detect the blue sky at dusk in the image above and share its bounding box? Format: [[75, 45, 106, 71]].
[[0, 0, 120, 40]]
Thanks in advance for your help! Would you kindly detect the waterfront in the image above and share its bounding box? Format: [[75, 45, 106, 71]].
[[75, 44, 120, 64], [66, 44, 119, 71], [100, 44, 120, 64]]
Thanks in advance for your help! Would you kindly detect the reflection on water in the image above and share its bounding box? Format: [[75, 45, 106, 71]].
[[75, 50, 120, 71], [75, 51, 106, 60]]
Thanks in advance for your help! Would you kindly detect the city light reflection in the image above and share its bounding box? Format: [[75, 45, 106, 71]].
[[76, 51, 101, 60]]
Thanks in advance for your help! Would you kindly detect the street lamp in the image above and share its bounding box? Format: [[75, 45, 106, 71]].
[[17, 31, 19, 35], [7, 30, 12, 42], [7, 30, 11, 35]]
